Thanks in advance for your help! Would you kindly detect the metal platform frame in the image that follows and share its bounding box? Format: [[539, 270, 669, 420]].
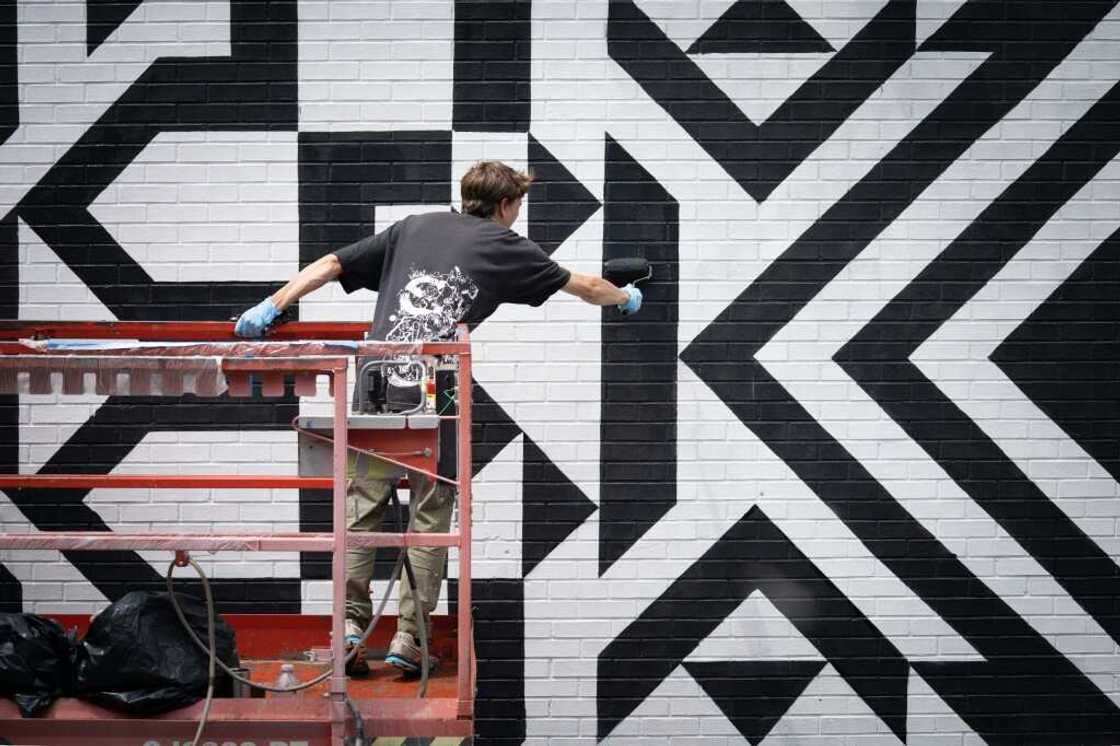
[[0, 321, 475, 745]]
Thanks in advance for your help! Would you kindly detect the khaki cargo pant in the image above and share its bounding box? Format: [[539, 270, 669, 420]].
[[344, 452, 455, 639]]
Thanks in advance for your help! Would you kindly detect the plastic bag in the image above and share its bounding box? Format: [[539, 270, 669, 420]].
[[73, 590, 239, 714], [0, 613, 75, 716]]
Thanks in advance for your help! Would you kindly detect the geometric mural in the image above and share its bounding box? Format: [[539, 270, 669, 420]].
[[3, 1, 1120, 743]]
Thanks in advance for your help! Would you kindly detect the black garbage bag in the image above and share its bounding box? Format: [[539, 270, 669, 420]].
[[0, 613, 75, 716], [73, 590, 239, 714]]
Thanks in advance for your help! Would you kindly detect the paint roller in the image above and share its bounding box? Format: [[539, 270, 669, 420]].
[[603, 257, 652, 286]]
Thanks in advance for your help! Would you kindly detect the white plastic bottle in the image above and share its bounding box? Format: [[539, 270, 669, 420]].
[[272, 662, 301, 698]]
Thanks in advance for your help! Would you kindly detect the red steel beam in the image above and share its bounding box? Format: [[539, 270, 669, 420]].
[[0, 474, 334, 489], [0, 531, 460, 552], [0, 320, 370, 341], [0, 532, 333, 552], [0, 321, 470, 354], [0, 697, 473, 740], [0, 475, 417, 489], [344, 531, 459, 548], [457, 325, 476, 717], [0, 474, 417, 489]]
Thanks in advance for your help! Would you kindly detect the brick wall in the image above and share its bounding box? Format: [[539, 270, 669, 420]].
[[3, 1, 1120, 743]]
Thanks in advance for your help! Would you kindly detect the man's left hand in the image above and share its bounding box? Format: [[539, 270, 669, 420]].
[[234, 298, 280, 338], [617, 284, 642, 316]]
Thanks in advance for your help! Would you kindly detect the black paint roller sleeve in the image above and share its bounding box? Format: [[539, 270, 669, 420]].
[[603, 257, 652, 286]]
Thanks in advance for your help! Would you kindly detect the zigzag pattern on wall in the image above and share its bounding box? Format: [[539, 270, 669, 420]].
[[617, 0, 1120, 742]]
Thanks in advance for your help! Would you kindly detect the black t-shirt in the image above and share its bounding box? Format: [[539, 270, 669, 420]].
[[332, 210, 571, 342]]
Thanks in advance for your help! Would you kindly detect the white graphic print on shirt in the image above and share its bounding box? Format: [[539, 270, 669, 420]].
[[385, 266, 478, 383]]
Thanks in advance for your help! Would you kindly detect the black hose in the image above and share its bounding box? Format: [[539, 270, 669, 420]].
[[164, 556, 216, 746]]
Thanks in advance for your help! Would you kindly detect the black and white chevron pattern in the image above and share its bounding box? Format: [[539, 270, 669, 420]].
[[1, 1, 1119, 744]]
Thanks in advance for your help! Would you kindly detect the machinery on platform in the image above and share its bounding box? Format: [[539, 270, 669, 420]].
[[0, 321, 475, 746]]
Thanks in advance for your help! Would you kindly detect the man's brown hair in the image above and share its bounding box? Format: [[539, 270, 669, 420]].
[[460, 161, 533, 218]]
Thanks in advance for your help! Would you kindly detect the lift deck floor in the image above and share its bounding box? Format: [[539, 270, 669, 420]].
[[246, 653, 458, 701], [0, 615, 470, 745], [227, 612, 461, 700]]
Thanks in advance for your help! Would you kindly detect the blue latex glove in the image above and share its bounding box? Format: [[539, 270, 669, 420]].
[[617, 284, 642, 315], [234, 297, 280, 338]]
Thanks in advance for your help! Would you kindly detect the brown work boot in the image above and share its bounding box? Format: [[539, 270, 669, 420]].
[[344, 619, 369, 677], [385, 630, 439, 675]]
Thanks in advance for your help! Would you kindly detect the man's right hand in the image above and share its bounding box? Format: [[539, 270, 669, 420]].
[[617, 284, 642, 315], [234, 298, 280, 338]]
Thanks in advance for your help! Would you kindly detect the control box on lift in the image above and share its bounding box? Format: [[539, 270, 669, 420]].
[[296, 355, 456, 479]]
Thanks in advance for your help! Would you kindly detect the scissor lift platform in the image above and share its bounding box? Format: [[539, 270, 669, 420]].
[[0, 321, 476, 745]]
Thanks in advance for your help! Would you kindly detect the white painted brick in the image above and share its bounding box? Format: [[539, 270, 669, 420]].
[[22, 583, 63, 601]]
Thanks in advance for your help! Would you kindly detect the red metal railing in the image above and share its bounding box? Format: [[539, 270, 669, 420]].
[[0, 321, 475, 745], [0, 319, 371, 341]]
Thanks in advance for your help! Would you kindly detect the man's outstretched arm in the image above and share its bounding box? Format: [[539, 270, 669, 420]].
[[560, 271, 642, 314], [270, 253, 343, 310], [234, 254, 343, 338]]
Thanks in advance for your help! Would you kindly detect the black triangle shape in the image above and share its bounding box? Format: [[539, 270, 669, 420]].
[[684, 659, 826, 744], [687, 0, 834, 55], [0, 562, 21, 613], [0, 0, 16, 148], [87, 0, 144, 55], [527, 134, 602, 257], [992, 228, 1120, 483], [522, 435, 597, 576], [472, 381, 522, 478]]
